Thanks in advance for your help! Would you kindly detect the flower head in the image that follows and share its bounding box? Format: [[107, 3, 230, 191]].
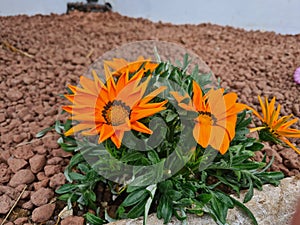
[[172, 81, 245, 154], [247, 96, 300, 154], [63, 61, 167, 148], [104, 56, 158, 77], [294, 67, 300, 84]]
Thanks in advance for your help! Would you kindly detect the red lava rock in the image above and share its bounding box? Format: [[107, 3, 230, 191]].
[[37, 172, 48, 181], [34, 146, 48, 154], [0, 194, 13, 214], [52, 149, 72, 158], [44, 165, 62, 176], [11, 146, 34, 160], [9, 169, 35, 187], [47, 156, 63, 165], [0, 163, 11, 184], [0, 150, 10, 162], [264, 147, 283, 164], [284, 159, 300, 170], [29, 154, 46, 173], [3, 222, 13, 225], [0, 185, 19, 199], [13, 133, 28, 143], [0, 113, 6, 123], [49, 172, 66, 189], [14, 217, 29, 225], [6, 89, 23, 101], [31, 203, 56, 223], [33, 178, 49, 190], [279, 148, 299, 160], [31, 187, 54, 206], [7, 157, 28, 173], [61, 216, 85, 225], [22, 200, 34, 210]]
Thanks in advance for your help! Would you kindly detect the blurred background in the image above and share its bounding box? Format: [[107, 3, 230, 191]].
[[0, 0, 299, 35]]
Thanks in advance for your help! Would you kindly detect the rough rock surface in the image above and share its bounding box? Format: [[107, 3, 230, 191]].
[[108, 176, 300, 225]]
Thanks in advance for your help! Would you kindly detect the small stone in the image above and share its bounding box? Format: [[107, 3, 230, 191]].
[[29, 154, 46, 173], [0, 185, 19, 199], [61, 216, 85, 225], [0, 194, 13, 214], [284, 159, 300, 170], [35, 146, 47, 154], [11, 146, 34, 160], [14, 217, 29, 225], [52, 149, 72, 158], [22, 200, 33, 210], [37, 172, 48, 181], [31, 203, 55, 223], [49, 172, 66, 189], [13, 133, 27, 143], [292, 104, 300, 116], [0, 113, 6, 123], [44, 165, 61, 176], [6, 89, 23, 101], [31, 187, 54, 206], [9, 169, 35, 187], [33, 179, 49, 190], [0, 163, 11, 184], [7, 157, 28, 173], [47, 157, 63, 165], [279, 148, 298, 160]]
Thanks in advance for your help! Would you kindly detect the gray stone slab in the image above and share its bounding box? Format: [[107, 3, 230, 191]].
[[108, 176, 300, 225]]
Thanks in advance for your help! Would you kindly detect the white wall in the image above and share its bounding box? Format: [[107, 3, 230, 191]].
[[1, 0, 300, 35]]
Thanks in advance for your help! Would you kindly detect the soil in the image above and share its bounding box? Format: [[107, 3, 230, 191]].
[[0, 11, 300, 224]]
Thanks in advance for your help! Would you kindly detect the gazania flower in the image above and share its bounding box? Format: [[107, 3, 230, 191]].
[[63, 63, 167, 148], [246, 96, 300, 154], [171, 81, 245, 154], [104, 56, 158, 77], [294, 67, 300, 84]]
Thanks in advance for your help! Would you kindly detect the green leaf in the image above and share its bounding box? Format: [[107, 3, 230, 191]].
[[127, 198, 147, 219], [121, 152, 144, 163], [157, 196, 173, 224], [147, 150, 160, 164], [84, 190, 96, 202], [144, 184, 157, 225], [77, 163, 90, 174], [35, 126, 54, 138], [198, 193, 212, 204], [122, 189, 148, 207], [210, 195, 227, 224], [57, 193, 78, 202], [56, 184, 77, 194], [68, 172, 86, 181], [243, 177, 254, 203], [230, 197, 258, 225], [215, 191, 234, 208], [84, 212, 104, 225]]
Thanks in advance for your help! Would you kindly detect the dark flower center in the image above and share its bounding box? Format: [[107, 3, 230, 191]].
[[102, 100, 131, 126]]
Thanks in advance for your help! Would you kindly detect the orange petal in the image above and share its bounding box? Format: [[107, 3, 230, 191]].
[[98, 124, 115, 143], [279, 137, 300, 154], [65, 123, 93, 136], [193, 122, 211, 148], [130, 121, 152, 134], [192, 81, 205, 112], [209, 125, 229, 154]]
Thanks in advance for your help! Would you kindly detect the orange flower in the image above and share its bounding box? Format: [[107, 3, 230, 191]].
[[172, 81, 245, 154], [104, 56, 158, 77], [63, 62, 167, 148], [246, 96, 300, 154]]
